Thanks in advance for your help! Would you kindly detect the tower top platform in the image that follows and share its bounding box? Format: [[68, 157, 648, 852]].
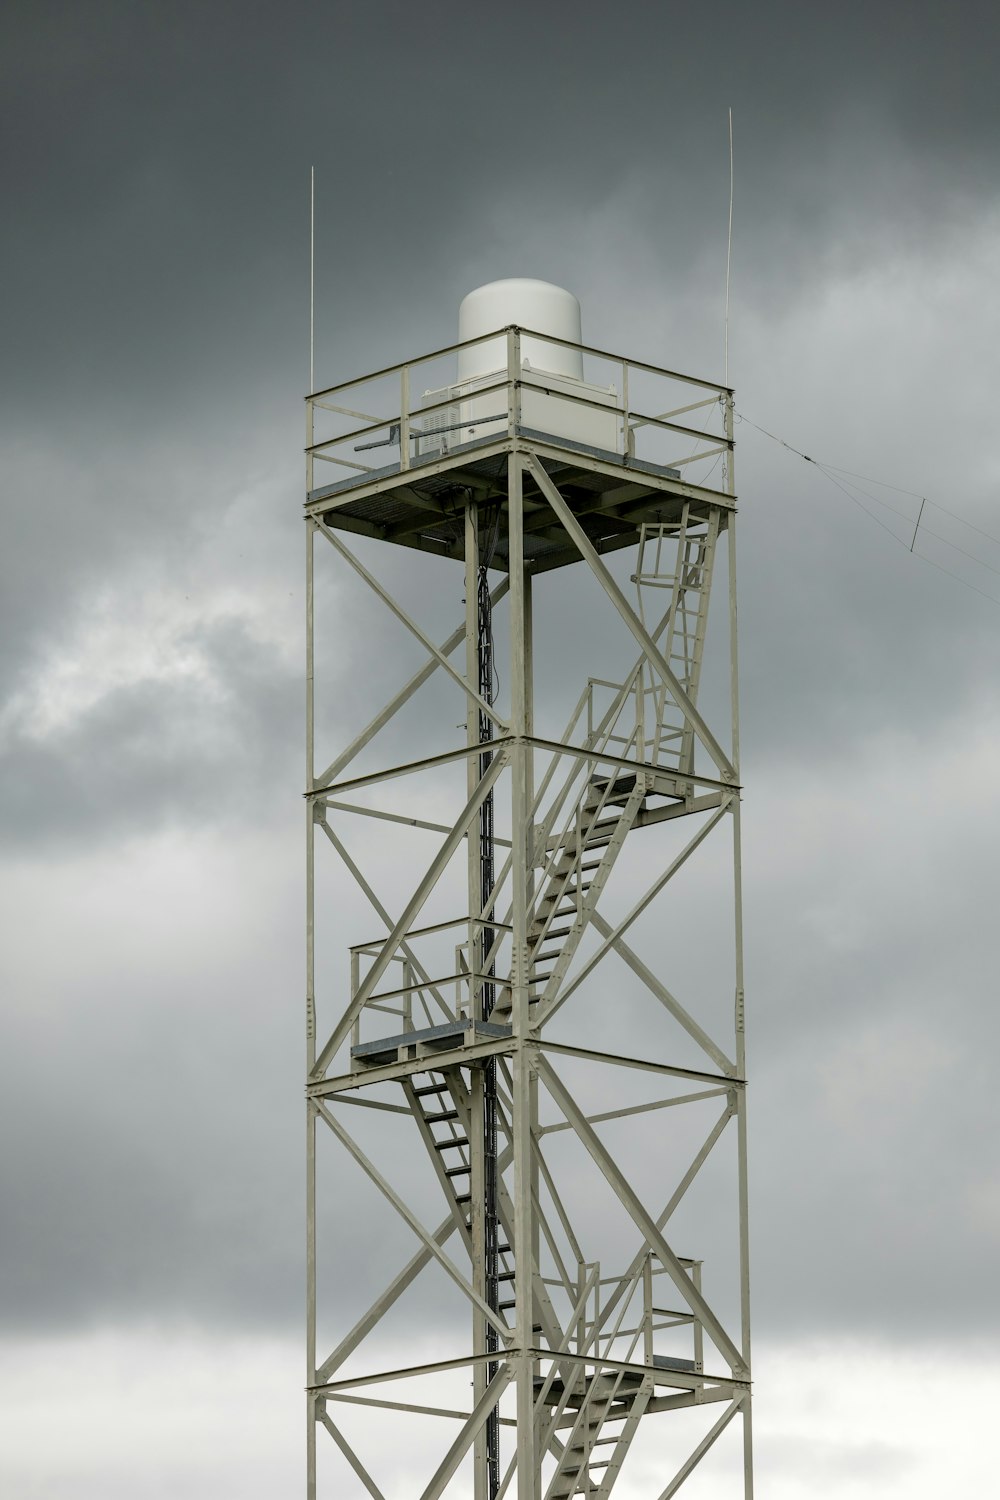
[[305, 324, 735, 574]]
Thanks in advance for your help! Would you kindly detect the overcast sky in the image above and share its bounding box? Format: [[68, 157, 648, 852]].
[[3, 2, 999, 1496]]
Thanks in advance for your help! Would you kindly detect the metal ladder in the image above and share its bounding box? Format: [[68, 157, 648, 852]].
[[634, 506, 719, 776]]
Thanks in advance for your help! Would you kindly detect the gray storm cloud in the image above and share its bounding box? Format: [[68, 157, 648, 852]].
[[2, 11, 999, 1496]]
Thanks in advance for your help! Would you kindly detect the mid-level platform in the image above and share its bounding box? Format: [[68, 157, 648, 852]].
[[350, 1017, 513, 1069]]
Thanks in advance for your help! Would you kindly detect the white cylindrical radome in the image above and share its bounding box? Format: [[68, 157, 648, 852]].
[[458, 279, 583, 381]]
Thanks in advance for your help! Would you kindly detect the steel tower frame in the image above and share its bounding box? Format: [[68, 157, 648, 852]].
[[304, 324, 752, 1499]]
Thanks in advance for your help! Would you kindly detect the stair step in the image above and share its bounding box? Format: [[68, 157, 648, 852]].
[[489, 998, 539, 1016], [413, 1082, 448, 1098], [551, 885, 589, 903], [434, 1139, 469, 1153], [583, 830, 616, 851], [444, 1165, 470, 1177], [423, 1110, 459, 1123], [590, 772, 637, 791]]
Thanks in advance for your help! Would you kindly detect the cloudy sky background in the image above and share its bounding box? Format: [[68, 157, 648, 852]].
[[3, 1, 999, 1494]]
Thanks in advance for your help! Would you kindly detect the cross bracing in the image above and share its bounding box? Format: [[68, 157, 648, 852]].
[[305, 327, 752, 1498]]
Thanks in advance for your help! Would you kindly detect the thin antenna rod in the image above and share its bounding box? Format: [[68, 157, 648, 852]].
[[725, 108, 733, 387], [910, 496, 927, 553], [309, 166, 315, 393]]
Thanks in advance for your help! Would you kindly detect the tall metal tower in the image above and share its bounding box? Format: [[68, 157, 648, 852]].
[[305, 280, 752, 1499]]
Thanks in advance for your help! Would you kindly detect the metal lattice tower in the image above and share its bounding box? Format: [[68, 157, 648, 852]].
[[305, 282, 752, 1499]]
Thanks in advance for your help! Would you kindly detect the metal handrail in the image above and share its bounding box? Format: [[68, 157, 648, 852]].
[[306, 326, 732, 507], [306, 324, 732, 403]]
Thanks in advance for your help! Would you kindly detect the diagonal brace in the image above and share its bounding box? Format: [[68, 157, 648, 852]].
[[317, 1210, 457, 1382], [656, 1395, 744, 1499], [526, 458, 734, 779], [536, 1055, 746, 1377], [419, 1363, 511, 1500], [589, 909, 735, 1076], [316, 577, 510, 787], [545, 800, 731, 1022], [311, 747, 509, 1077], [316, 1100, 509, 1340], [317, 519, 508, 735], [593, 1102, 734, 1346], [319, 815, 450, 1021], [319, 1409, 387, 1500]]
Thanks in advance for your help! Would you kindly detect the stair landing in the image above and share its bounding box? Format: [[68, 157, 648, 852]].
[[350, 1017, 512, 1068]]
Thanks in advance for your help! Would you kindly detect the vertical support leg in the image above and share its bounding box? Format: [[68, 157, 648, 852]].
[[466, 501, 491, 1500], [471, 1069, 488, 1500], [741, 1388, 754, 1500], [728, 500, 753, 1496], [523, 570, 535, 901], [305, 515, 317, 1499], [508, 451, 538, 1494], [306, 1111, 317, 1500], [466, 499, 482, 985], [524, 572, 541, 1410]]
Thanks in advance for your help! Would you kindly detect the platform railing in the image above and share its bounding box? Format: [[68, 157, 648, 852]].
[[589, 1254, 705, 1376], [305, 325, 734, 497], [348, 914, 514, 1051]]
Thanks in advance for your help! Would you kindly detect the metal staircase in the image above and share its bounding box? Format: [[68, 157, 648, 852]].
[[544, 1371, 652, 1500], [482, 507, 720, 1034], [483, 767, 644, 1027], [403, 1068, 517, 1318], [528, 773, 645, 1013], [404, 1064, 656, 1499]]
